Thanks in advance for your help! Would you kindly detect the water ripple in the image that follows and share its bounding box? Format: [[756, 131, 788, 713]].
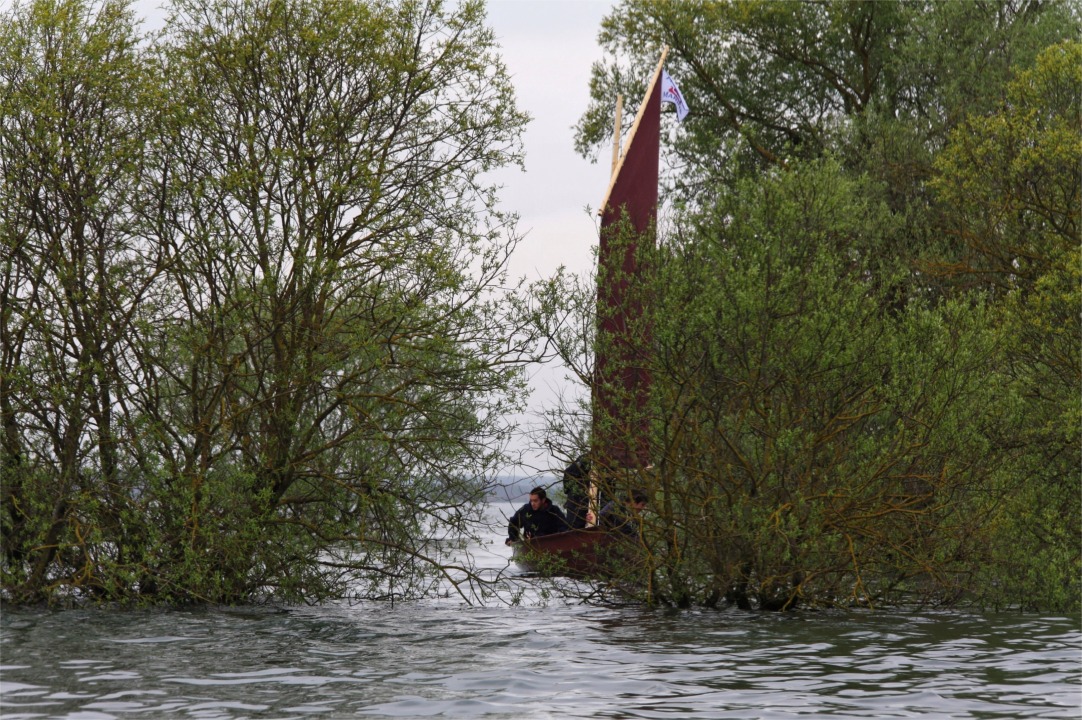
[[2, 521, 1080, 720]]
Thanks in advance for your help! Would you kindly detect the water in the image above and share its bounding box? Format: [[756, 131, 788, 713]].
[[2, 503, 1080, 719]]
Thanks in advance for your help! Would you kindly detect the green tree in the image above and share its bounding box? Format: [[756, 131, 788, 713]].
[[135, 0, 533, 604], [638, 161, 1012, 609], [932, 41, 1080, 289], [931, 41, 1081, 610], [531, 2, 1080, 611], [1, 0, 535, 606], [0, 0, 162, 602]]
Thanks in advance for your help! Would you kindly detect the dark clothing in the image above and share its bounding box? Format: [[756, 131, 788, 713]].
[[598, 500, 639, 538], [562, 456, 591, 530], [507, 499, 569, 542], [564, 495, 589, 531]]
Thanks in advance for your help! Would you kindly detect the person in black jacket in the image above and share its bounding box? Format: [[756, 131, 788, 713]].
[[562, 455, 591, 529], [598, 488, 649, 538], [505, 487, 569, 545]]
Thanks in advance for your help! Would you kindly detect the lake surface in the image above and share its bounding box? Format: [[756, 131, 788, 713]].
[[2, 502, 1080, 719]]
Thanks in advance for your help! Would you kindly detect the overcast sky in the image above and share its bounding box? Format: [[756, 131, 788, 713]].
[[485, 0, 614, 282], [484, 1, 616, 473]]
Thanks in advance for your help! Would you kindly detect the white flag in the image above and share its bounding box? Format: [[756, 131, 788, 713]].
[[661, 69, 689, 122]]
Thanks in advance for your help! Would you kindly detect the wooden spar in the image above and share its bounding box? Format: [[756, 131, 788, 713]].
[[610, 94, 623, 175], [599, 45, 669, 216]]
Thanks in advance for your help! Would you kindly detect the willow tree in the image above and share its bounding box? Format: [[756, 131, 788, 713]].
[[635, 160, 1015, 610], [1, 0, 534, 605], [0, 0, 163, 603], [930, 41, 1082, 611], [139, 0, 532, 604]]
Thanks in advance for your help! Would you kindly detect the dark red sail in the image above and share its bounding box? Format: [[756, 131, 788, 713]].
[[593, 59, 663, 472]]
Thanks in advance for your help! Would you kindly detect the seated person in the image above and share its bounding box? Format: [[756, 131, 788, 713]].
[[506, 487, 570, 545], [598, 488, 649, 538]]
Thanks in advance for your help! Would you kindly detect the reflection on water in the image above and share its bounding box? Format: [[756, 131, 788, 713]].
[[2, 504, 1080, 719]]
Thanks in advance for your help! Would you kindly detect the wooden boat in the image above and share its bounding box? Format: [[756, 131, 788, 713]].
[[510, 527, 618, 577]]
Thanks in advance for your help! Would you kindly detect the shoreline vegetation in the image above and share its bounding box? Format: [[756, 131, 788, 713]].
[[2, 0, 1079, 613]]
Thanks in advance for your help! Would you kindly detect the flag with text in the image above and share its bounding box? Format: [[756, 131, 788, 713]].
[[661, 69, 689, 121]]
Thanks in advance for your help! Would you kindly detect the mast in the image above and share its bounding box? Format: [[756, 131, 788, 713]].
[[610, 94, 623, 174]]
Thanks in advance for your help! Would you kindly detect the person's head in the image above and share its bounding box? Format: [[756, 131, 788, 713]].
[[630, 489, 649, 512], [564, 454, 590, 479], [529, 487, 548, 510]]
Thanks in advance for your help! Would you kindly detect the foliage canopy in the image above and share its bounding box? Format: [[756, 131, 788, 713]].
[[534, 0, 1081, 611], [1, 0, 532, 605]]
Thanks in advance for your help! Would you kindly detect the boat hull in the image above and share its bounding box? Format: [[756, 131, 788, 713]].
[[510, 527, 617, 576]]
